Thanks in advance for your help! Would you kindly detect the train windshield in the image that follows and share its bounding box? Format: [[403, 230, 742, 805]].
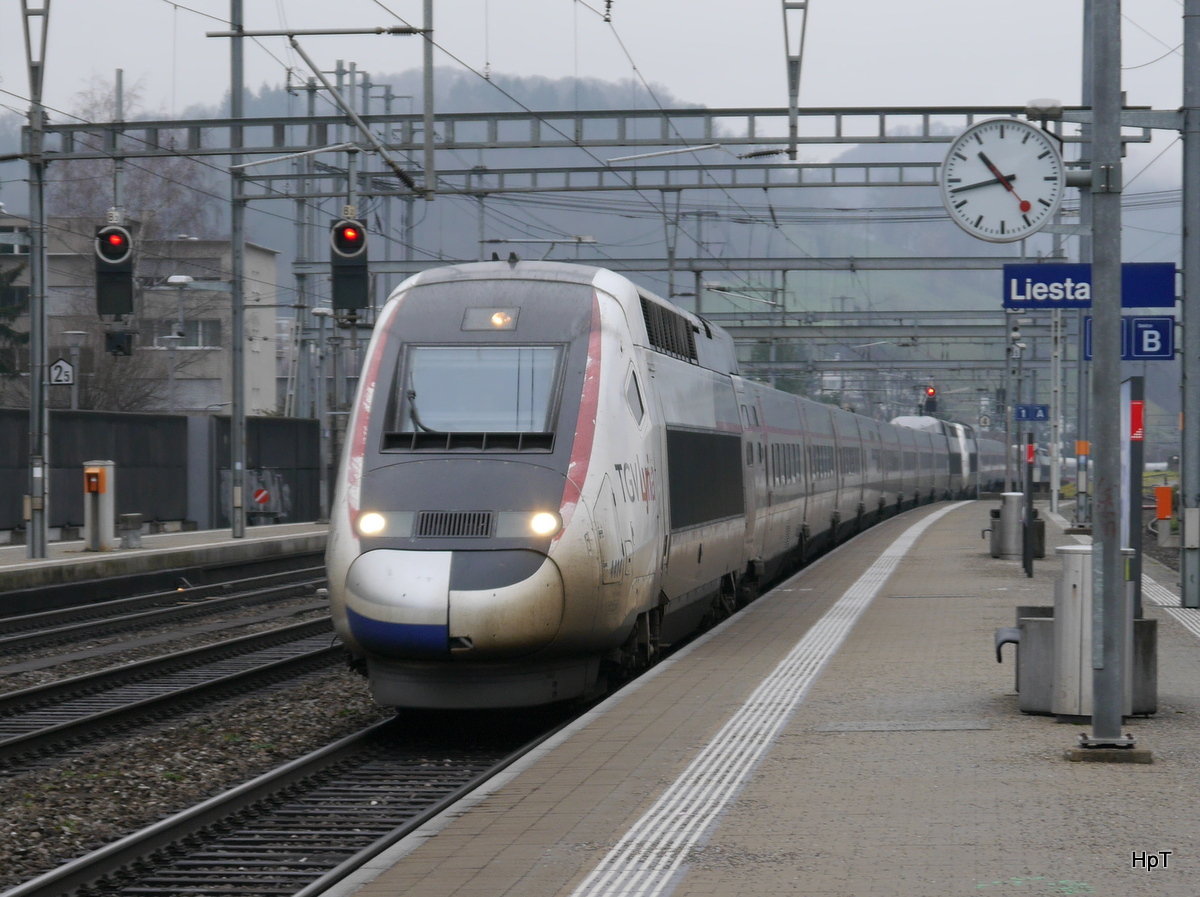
[[390, 345, 563, 437]]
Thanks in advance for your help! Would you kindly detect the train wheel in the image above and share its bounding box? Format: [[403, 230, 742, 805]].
[[636, 608, 662, 667], [736, 573, 759, 608]]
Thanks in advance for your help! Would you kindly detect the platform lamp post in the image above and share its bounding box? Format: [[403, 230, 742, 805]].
[[63, 331, 87, 411], [166, 274, 193, 338], [163, 334, 182, 413]]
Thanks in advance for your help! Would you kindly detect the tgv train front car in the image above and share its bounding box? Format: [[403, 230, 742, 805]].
[[326, 262, 613, 708]]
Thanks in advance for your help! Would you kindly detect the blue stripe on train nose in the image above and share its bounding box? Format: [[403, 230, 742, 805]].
[[347, 607, 449, 659]]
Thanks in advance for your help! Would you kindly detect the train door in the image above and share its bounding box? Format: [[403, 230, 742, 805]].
[[593, 475, 626, 585], [736, 385, 766, 564], [794, 397, 810, 531], [845, 413, 865, 525]]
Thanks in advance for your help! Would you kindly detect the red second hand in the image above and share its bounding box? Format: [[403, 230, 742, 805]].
[[979, 152, 1032, 213]]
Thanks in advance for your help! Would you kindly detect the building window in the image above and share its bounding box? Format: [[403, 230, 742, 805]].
[[147, 318, 223, 348], [0, 226, 30, 256]]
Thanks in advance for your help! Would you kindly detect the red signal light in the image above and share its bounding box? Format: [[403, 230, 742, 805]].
[[330, 219, 367, 258], [925, 386, 936, 397], [95, 224, 134, 265]]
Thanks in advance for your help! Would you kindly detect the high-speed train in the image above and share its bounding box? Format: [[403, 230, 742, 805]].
[[326, 260, 1005, 709]]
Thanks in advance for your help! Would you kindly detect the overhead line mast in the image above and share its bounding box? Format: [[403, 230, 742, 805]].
[[21, 0, 50, 560], [782, 0, 810, 162]]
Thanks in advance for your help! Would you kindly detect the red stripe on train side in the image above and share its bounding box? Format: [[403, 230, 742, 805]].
[[556, 291, 602, 541], [344, 300, 403, 531]]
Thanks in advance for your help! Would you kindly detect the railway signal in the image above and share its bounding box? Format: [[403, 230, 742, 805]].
[[330, 218, 369, 310], [95, 224, 135, 317], [923, 385, 937, 414]]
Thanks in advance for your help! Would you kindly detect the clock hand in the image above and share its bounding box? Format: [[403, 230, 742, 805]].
[[977, 151, 1032, 213], [949, 173, 1018, 194]]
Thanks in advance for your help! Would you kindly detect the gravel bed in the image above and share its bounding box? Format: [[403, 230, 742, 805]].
[[0, 666, 392, 891], [0, 597, 332, 694]]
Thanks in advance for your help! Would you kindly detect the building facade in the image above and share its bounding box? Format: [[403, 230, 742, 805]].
[[0, 214, 278, 414]]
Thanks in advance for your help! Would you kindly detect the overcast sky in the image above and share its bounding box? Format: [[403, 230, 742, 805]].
[[0, 0, 1190, 193], [0, 2, 1186, 112]]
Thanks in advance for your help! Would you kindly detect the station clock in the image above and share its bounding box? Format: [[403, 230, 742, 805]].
[[939, 118, 1065, 243]]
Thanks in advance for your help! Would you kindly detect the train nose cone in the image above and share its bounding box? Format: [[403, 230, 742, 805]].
[[344, 549, 565, 661], [448, 550, 565, 659], [345, 550, 452, 658]]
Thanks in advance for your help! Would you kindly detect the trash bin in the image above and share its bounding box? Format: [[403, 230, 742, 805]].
[[1053, 544, 1134, 718], [989, 492, 1024, 558]]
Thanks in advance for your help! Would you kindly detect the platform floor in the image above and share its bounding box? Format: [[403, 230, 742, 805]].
[[329, 500, 1200, 897], [0, 522, 326, 591]]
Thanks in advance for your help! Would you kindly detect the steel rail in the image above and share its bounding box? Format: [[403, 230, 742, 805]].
[[0, 574, 325, 654], [0, 619, 339, 766], [0, 721, 395, 897], [2, 712, 572, 897], [0, 550, 326, 619]]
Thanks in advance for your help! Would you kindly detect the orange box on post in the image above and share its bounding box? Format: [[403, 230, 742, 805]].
[[1155, 485, 1173, 521], [84, 467, 106, 494]]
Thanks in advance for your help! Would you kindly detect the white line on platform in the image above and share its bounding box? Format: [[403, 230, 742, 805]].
[[568, 501, 968, 897], [1043, 508, 1200, 639]]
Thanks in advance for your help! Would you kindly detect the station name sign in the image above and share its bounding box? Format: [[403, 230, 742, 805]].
[[1002, 263, 1175, 309]]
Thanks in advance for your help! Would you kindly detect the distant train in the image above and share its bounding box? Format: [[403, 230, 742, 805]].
[[325, 261, 1005, 709]]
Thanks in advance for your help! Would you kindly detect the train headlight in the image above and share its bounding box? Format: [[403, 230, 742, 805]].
[[530, 511, 561, 536], [357, 512, 387, 536]]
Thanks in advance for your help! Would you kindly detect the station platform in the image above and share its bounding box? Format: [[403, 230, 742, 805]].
[[328, 500, 1200, 897], [0, 522, 327, 592]]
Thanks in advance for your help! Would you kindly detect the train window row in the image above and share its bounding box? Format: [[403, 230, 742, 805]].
[[770, 443, 804, 486], [839, 446, 862, 476], [754, 438, 965, 485], [809, 444, 835, 479]]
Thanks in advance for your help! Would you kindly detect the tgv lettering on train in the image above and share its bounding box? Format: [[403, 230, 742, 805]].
[[1008, 277, 1090, 305], [614, 458, 656, 504]]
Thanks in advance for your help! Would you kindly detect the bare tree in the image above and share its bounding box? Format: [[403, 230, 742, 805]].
[[0, 263, 28, 378], [46, 76, 221, 240]]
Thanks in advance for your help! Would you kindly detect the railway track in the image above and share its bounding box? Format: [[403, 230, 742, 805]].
[[0, 565, 327, 655], [0, 617, 341, 769], [4, 709, 569, 897], [0, 551, 327, 618]]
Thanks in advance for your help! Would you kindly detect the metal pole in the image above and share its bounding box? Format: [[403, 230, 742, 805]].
[[230, 0, 247, 537], [1127, 376, 1145, 618], [423, 0, 435, 200], [167, 339, 177, 413], [1181, 0, 1200, 606], [113, 69, 124, 214], [1051, 309, 1061, 513], [303, 79, 318, 417], [1005, 335, 1014, 492], [1077, 0, 1095, 527], [1024, 431, 1034, 578], [69, 344, 78, 411], [22, 0, 50, 560], [316, 314, 329, 521], [291, 81, 312, 419], [1087, 0, 1130, 747]]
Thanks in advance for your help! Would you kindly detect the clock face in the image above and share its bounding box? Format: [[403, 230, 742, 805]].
[[939, 119, 1065, 243]]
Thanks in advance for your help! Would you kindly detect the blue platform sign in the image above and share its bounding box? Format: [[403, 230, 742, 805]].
[[1014, 404, 1050, 422], [1003, 262, 1175, 309], [1083, 315, 1176, 361]]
